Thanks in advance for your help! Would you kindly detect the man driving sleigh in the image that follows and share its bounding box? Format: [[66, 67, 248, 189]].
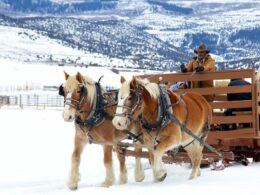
[[180, 44, 216, 102]]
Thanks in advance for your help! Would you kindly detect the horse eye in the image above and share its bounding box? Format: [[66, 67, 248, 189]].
[[77, 90, 81, 93]]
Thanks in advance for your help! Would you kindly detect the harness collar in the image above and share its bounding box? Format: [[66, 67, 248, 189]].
[[139, 85, 173, 132], [75, 82, 113, 128]]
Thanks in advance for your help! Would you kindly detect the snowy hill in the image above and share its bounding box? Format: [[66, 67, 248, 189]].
[[0, 0, 260, 70], [0, 25, 137, 68], [0, 14, 185, 70]]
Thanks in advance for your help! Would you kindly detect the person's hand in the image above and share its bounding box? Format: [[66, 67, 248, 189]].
[[180, 64, 187, 72], [195, 66, 204, 72]]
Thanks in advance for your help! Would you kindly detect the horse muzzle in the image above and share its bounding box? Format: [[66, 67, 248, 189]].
[[112, 116, 129, 130], [62, 110, 75, 122]]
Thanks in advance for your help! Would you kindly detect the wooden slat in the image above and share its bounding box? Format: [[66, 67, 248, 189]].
[[207, 128, 255, 141], [214, 95, 227, 101], [213, 112, 225, 116], [209, 100, 252, 109], [232, 111, 252, 115], [176, 85, 251, 96], [207, 137, 255, 147], [211, 115, 253, 124], [140, 69, 254, 83], [257, 84, 260, 101], [252, 76, 259, 136], [124, 149, 235, 163]]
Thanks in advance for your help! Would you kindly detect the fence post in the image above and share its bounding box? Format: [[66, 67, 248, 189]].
[[19, 94, 23, 109], [36, 95, 39, 109]]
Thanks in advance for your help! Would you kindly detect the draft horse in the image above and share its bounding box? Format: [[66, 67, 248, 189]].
[[61, 72, 145, 189], [113, 76, 212, 181]]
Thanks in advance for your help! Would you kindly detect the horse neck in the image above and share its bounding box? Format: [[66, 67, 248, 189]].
[[103, 95, 116, 117], [78, 93, 96, 120], [141, 95, 159, 124]]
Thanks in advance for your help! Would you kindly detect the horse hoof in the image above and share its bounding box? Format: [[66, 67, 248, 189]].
[[101, 181, 113, 188], [135, 174, 145, 182], [69, 186, 78, 191], [188, 174, 196, 180], [158, 173, 167, 182], [119, 175, 128, 185], [119, 180, 127, 185]]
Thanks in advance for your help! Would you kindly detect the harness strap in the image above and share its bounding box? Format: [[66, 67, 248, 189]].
[[122, 130, 143, 144], [139, 85, 172, 132], [168, 113, 223, 159], [75, 82, 113, 129]]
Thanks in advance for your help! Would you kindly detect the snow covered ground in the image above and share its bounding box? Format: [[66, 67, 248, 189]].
[[0, 108, 260, 195], [0, 59, 160, 94]]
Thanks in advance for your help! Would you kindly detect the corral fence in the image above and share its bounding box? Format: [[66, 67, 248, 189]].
[[0, 94, 64, 109]]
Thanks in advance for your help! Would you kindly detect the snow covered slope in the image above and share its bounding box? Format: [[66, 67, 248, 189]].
[[0, 108, 260, 195], [0, 25, 136, 68], [1, 0, 260, 70]]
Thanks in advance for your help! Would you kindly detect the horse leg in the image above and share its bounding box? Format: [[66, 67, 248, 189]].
[[152, 150, 167, 182], [185, 141, 203, 180], [68, 132, 87, 190], [151, 135, 181, 182], [148, 149, 154, 166], [101, 145, 115, 187], [134, 147, 145, 182], [115, 146, 128, 184]]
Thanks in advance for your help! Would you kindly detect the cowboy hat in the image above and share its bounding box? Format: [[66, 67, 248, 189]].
[[194, 44, 210, 54]]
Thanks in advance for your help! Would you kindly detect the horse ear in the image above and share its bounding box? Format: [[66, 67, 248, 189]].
[[130, 76, 137, 89], [120, 76, 126, 84], [76, 72, 83, 83], [64, 71, 69, 80]]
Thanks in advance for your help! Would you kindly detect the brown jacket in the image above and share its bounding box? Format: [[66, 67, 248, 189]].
[[186, 55, 216, 101]]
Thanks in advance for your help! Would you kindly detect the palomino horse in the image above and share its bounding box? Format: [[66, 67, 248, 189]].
[[61, 72, 145, 189], [113, 76, 212, 181]]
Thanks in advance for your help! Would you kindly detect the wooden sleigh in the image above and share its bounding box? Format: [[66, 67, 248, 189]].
[[119, 69, 260, 166]]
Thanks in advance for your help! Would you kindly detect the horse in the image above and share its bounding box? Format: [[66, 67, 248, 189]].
[[61, 72, 145, 189], [112, 76, 212, 181]]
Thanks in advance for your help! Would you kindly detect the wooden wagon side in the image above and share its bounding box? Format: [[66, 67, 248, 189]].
[[122, 69, 260, 164]]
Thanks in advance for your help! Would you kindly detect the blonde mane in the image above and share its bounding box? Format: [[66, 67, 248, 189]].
[[65, 74, 102, 106], [82, 75, 97, 105], [137, 78, 160, 99]]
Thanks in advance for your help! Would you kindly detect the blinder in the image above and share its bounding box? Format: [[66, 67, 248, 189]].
[[58, 84, 65, 97], [115, 85, 142, 120], [63, 85, 87, 110]]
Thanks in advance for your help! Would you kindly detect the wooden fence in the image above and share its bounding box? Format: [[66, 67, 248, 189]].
[[1, 94, 64, 109]]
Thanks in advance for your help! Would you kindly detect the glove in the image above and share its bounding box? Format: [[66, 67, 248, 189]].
[[180, 64, 187, 73], [195, 66, 204, 72]]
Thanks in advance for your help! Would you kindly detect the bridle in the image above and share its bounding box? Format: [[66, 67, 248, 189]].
[[115, 85, 142, 121], [63, 85, 86, 111]]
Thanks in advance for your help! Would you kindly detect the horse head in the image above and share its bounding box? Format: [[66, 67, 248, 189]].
[[62, 71, 96, 122], [112, 76, 160, 131]]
